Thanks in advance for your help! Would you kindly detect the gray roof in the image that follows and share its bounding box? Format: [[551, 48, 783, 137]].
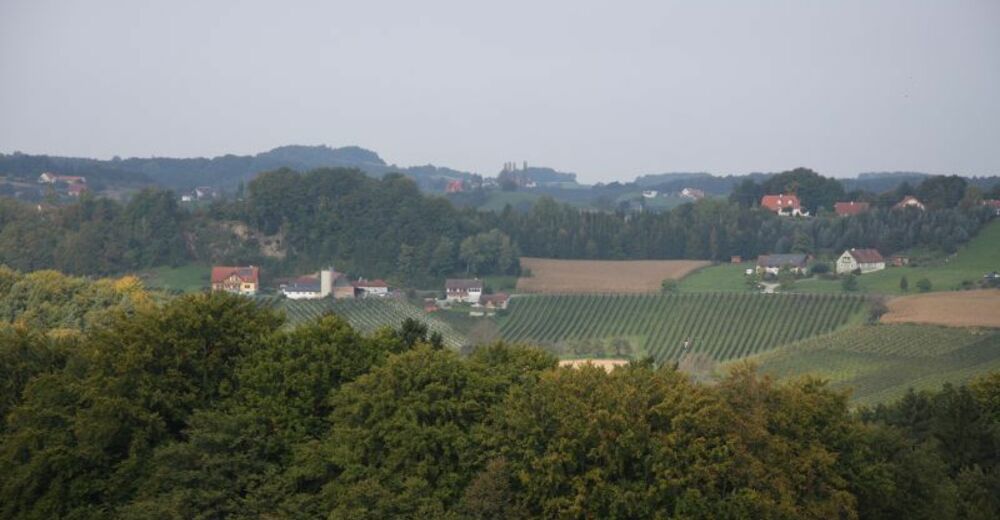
[[283, 281, 321, 293], [757, 254, 808, 268]]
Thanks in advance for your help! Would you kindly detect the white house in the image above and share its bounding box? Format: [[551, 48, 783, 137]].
[[445, 278, 483, 303], [642, 190, 659, 198], [893, 196, 925, 211], [354, 279, 390, 297], [755, 254, 809, 276], [280, 267, 354, 299], [836, 249, 886, 274], [680, 187, 705, 200]]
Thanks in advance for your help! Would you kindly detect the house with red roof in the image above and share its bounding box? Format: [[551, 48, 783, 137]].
[[211, 266, 260, 295], [761, 194, 808, 216], [834, 201, 869, 217], [982, 199, 1000, 216], [836, 249, 885, 274], [445, 180, 464, 193]]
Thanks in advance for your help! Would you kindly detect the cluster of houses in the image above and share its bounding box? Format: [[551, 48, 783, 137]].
[[38, 172, 87, 197], [180, 186, 219, 202], [641, 187, 706, 200], [443, 278, 509, 314], [760, 193, 935, 218], [209, 265, 391, 299], [752, 248, 890, 277]]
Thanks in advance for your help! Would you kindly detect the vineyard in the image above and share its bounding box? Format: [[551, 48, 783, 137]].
[[263, 297, 467, 349], [748, 324, 1000, 405], [498, 292, 867, 363]]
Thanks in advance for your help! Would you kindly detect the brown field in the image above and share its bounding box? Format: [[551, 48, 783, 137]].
[[882, 290, 1000, 328], [517, 258, 710, 294], [558, 359, 631, 371]]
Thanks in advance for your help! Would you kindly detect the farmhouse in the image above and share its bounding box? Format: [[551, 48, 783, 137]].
[[642, 190, 658, 198], [353, 279, 390, 297], [480, 292, 509, 310], [890, 255, 910, 267], [983, 199, 1000, 216], [279, 267, 355, 299], [680, 187, 705, 200], [67, 184, 88, 197], [445, 278, 483, 303], [38, 173, 87, 185], [836, 248, 886, 274], [756, 254, 808, 275], [445, 180, 464, 193], [834, 201, 869, 217], [211, 266, 260, 295], [761, 194, 808, 217], [893, 196, 925, 211]]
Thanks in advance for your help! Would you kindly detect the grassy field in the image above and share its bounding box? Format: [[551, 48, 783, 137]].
[[141, 264, 210, 293], [499, 292, 868, 363], [744, 324, 1000, 406], [677, 262, 753, 292], [264, 297, 467, 349]]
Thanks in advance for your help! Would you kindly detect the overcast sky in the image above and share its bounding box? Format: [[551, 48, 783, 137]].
[[1, 1, 998, 182]]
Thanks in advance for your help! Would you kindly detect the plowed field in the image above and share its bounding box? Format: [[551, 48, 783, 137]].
[[881, 290, 1000, 328], [517, 258, 710, 294]]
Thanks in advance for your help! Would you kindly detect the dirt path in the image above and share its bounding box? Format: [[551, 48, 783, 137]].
[[881, 290, 1000, 328]]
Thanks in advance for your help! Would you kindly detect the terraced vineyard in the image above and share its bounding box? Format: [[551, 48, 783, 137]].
[[262, 297, 467, 349], [499, 293, 867, 363], [748, 324, 1000, 405]]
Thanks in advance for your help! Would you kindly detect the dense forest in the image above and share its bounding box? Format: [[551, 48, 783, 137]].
[[0, 167, 996, 286], [0, 290, 996, 518]]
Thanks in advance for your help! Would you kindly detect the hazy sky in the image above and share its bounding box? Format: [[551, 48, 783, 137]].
[[1, 1, 998, 182]]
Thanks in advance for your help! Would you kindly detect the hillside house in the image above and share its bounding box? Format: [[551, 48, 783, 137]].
[[983, 199, 1000, 216], [67, 184, 88, 197], [211, 266, 260, 295], [894, 196, 925, 211], [445, 278, 483, 303], [761, 194, 808, 217], [642, 190, 658, 198], [834, 201, 869, 217], [445, 180, 464, 193], [836, 249, 886, 274], [681, 187, 705, 200], [480, 292, 509, 310], [279, 267, 354, 299], [194, 186, 218, 200], [756, 254, 808, 275], [38, 173, 87, 185], [354, 279, 390, 297], [890, 255, 910, 267]]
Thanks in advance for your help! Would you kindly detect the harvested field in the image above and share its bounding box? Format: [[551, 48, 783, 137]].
[[517, 258, 710, 294], [882, 290, 1000, 328], [558, 359, 631, 371]]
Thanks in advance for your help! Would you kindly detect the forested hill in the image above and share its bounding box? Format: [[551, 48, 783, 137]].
[[0, 145, 480, 194]]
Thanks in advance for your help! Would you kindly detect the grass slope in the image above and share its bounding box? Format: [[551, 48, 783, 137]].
[[264, 297, 467, 349], [745, 323, 1000, 406], [499, 292, 867, 363], [142, 264, 210, 293]]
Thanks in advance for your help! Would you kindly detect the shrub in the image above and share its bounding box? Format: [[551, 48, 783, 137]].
[[661, 279, 678, 293], [842, 275, 859, 292], [810, 262, 830, 275], [899, 276, 909, 292], [916, 278, 933, 292]]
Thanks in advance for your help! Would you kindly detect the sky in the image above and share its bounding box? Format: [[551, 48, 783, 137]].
[[1, 1, 998, 183]]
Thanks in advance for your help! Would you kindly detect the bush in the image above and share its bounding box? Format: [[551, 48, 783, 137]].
[[900, 276, 909, 292], [661, 279, 678, 293], [842, 275, 859, 292], [916, 278, 933, 292]]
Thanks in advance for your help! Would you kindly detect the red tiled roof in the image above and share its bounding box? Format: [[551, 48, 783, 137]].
[[211, 266, 259, 284], [847, 248, 884, 264], [761, 194, 801, 212], [353, 279, 388, 288], [834, 201, 869, 216], [480, 292, 509, 303], [983, 199, 1000, 208]]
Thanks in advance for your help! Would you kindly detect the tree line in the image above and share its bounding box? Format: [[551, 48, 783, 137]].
[[0, 291, 996, 518], [0, 167, 996, 286]]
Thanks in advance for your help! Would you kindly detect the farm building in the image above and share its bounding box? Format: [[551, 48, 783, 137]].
[[890, 255, 910, 267], [836, 249, 886, 274], [834, 201, 869, 216], [756, 254, 808, 275], [893, 196, 925, 211], [680, 187, 705, 200], [279, 268, 355, 299], [38, 173, 87, 185], [353, 279, 390, 297], [211, 266, 260, 295], [480, 292, 510, 310], [641, 190, 658, 198], [445, 278, 483, 303], [761, 194, 808, 217], [445, 180, 464, 193], [983, 199, 1000, 216]]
